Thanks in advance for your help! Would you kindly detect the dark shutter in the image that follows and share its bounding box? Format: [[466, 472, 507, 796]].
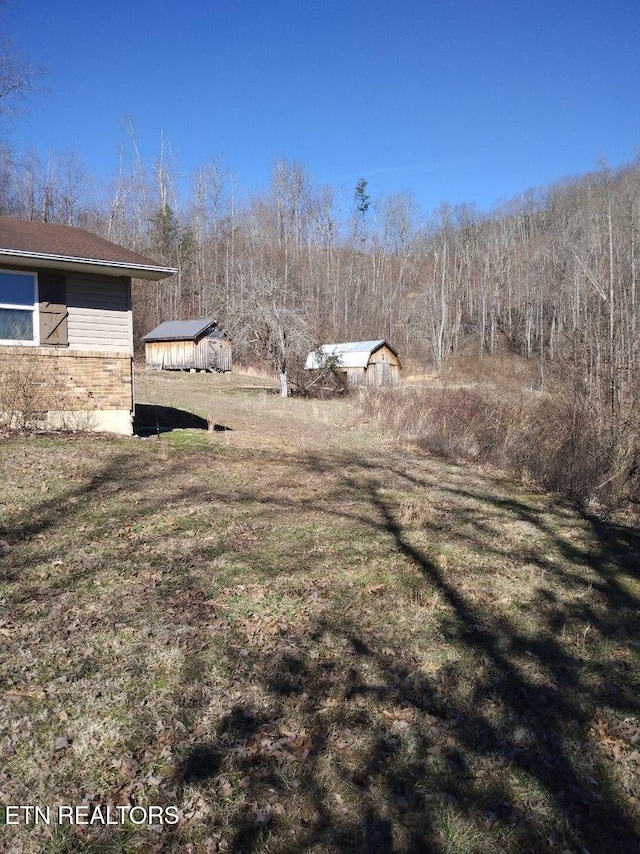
[[39, 273, 68, 347]]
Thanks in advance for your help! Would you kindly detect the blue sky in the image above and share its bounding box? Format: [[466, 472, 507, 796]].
[[5, 0, 640, 215]]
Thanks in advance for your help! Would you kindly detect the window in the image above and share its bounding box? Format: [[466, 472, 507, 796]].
[[0, 271, 38, 344]]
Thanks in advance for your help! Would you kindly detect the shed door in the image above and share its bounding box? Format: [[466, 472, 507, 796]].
[[206, 339, 217, 370], [39, 273, 68, 347], [369, 361, 390, 386]]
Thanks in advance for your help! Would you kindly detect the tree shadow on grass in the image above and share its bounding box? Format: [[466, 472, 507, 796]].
[[2, 439, 639, 851], [364, 479, 639, 852], [162, 454, 640, 852]]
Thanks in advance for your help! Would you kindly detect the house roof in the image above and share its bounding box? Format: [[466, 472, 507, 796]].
[[0, 217, 176, 281], [142, 318, 220, 342], [305, 340, 397, 370]]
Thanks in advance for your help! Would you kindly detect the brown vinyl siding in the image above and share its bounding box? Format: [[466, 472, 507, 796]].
[[66, 275, 132, 353]]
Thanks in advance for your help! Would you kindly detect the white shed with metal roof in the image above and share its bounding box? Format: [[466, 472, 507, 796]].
[[305, 340, 401, 386]]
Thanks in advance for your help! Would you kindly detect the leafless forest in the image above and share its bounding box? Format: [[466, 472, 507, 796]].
[[0, 139, 638, 507]]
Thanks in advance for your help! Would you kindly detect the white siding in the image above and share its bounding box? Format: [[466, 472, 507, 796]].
[[66, 276, 132, 353]]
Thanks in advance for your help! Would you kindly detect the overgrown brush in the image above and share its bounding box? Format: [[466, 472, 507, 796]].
[[363, 377, 639, 511], [0, 351, 48, 429]]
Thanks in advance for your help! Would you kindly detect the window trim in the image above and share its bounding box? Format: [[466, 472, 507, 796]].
[[0, 269, 40, 346]]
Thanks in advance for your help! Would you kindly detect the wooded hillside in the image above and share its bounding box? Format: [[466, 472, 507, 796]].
[[1, 144, 637, 386], [1, 141, 638, 506]]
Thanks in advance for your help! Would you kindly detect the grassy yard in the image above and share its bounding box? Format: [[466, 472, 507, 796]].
[[1, 370, 639, 853]]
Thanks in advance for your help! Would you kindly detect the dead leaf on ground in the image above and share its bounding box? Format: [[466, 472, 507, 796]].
[[366, 584, 385, 595], [420, 661, 443, 674]]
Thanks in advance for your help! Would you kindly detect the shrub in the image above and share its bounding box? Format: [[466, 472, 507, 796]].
[[0, 352, 48, 429], [0, 350, 95, 432], [362, 375, 639, 511]]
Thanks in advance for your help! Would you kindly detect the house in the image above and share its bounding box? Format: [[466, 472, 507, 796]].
[[305, 340, 401, 387], [0, 216, 175, 434], [142, 319, 232, 372]]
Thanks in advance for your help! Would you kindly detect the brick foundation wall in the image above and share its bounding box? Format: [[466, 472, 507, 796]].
[[0, 347, 133, 432]]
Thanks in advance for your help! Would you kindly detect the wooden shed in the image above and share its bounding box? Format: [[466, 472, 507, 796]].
[[305, 340, 401, 387], [143, 318, 232, 372]]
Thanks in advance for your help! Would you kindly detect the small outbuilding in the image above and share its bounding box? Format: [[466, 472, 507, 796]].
[[305, 340, 401, 387], [143, 318, 232, 372]]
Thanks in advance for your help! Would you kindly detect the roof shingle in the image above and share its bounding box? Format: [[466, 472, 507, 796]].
[[0, 217, 175, 280]]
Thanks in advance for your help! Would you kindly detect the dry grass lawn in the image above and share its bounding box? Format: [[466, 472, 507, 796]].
[[0, 369, 639, 852]]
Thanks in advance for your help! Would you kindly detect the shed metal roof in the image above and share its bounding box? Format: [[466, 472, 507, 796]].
[[305, 340, 392, 370], [142, 318, 219, 342], [0, 217, 176, 280]]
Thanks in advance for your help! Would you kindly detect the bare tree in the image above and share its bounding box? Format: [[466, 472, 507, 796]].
[[232, 273, 310, 397], [0, 2, 44, 125]]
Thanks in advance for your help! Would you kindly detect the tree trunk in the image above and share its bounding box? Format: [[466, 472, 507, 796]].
[[279, 369, 288, 398]]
